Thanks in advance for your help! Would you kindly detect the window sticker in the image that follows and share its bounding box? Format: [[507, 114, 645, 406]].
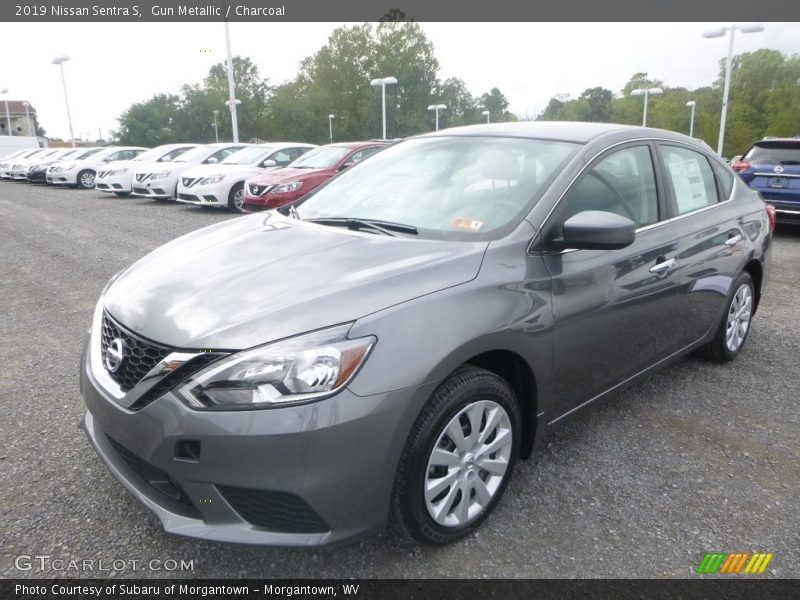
[[666, 154, 709, 213], [452, 217, 484, 231]]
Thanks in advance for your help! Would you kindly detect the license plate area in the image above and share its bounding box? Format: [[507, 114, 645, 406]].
[[769, 178, 786, 189]]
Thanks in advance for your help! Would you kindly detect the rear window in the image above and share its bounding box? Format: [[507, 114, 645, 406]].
[[743, 141, 800, 165]]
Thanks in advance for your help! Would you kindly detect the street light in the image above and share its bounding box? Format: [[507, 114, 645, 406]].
[[703, 23, 764, 156], [686, 100, 697, 138], [1, 88, 10, 136], [427, 104, 447, 131], [630, 87, 663, 127], [369, 76, 398, 140], [212, 110, 219, 143], [482, 110, 490, 124], [328, 114, 335, 143], [22, 101, 35, 137], [224, 22, 240, 143], [52, 55, 76, 147]]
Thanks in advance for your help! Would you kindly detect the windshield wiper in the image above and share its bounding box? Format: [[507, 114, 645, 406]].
[[307, 217, 418, 237]]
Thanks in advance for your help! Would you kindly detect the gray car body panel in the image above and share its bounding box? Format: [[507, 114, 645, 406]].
[[82, 122, 772, 545]]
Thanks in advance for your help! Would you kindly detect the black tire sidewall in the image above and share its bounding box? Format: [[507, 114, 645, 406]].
[[717, 272, 755, 361], [228, 182, 245, 212], [77, 170, 95, 189], [397, 369, 521, 545]]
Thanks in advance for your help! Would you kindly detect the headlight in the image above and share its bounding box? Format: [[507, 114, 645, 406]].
[[176, 324, 375, 410], [199, 174, 225, 185], [270, 181, 303, 194], [57, 164, 75, 172], [151, 170, 171, 179], [108, 168, 128, 176]]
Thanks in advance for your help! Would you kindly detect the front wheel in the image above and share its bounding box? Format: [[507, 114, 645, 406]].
[[391, 366, 520, 545], [227, 182, 245, 212], [76, 170, 96, 190], [697, 272, 755, 363]]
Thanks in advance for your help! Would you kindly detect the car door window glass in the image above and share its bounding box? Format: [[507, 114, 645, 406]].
[[710, 160, 734, 199], [661, 145, 719, 215], [563, 145, 659, 228], [270, 150, 293, 167], [349, 146, 381, 164], [206, 147, 242, 163]]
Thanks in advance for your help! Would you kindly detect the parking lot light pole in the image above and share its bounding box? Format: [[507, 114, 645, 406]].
[[22, 101, 36, 137], [686, 100, 697, 137], [370, 76, 398, 140], [212, 110, 219, 142], [52, 55, 76, 148], [224, 22, 240, 143], [427, 104, 447, 131], [482, 110, 490, 124], [328, 114, 335, 143], [630, 87, 663, 127], [703, 23, 764, 157], [1, 88, 10, 135]]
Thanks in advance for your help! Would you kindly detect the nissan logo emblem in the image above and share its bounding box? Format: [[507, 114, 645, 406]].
[[105, 338, 127, 372], [774, 165, 784, 174]]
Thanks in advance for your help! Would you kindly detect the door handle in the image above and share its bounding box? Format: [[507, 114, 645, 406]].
[[649, 258, 676, 274], [724, 234, 743, 247]]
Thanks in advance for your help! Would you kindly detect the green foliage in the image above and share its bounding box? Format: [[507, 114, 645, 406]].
[[538, 50, 800, 157]]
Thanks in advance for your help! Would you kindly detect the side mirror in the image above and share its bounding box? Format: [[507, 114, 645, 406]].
[[103, 158, 111, 162], [261, 159, 277, 168], [338, 162, 355, 171], [206, 157, 219, 164], [557, 210, 636, 250]]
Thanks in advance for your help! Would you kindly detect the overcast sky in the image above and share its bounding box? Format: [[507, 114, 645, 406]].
[[1, 22, 798, 140]]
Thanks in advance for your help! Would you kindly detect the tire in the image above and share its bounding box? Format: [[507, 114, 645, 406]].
[[391, 366, 521, 545], [697, 272, 755, 363], [227, 182, 245, 212], [76, 170, 96, 190]]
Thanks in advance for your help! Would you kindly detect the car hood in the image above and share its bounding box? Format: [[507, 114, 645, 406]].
[[133, 160, 196, 174], [98, 159, 142, 171], [180, 163, 263, 180], [103, 212, 487, 349], [247, 166, 331, 185]]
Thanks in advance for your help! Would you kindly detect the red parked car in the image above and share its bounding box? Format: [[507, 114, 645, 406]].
[[242, 141, 387, 211]]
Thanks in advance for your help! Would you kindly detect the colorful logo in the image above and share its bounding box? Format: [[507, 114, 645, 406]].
[[696, 552, 773, 574]]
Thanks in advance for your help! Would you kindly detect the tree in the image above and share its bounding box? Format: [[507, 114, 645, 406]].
[[116, 94, 181, 146], [479, 88, 514, 122]]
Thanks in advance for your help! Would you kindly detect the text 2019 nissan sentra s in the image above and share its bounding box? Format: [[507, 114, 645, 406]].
[[80, 122, 772, 547]]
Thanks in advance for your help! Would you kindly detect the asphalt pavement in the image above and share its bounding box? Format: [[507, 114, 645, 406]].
[[1, 182, 797, 578]]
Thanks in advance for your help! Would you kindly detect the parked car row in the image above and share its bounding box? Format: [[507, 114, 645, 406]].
[[0, 139, 392, 214]]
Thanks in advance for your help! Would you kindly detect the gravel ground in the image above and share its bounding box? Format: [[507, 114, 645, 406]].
[[1, 182, 798, 579]]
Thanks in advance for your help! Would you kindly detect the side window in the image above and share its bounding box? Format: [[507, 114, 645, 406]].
[[710, 160, 734, 199], [270, 150, 293, 167], [206, 147, 242, 163], [660, 145, 719, 215], [163, 147, 188, 161], [562, 145, 659, 228], [349, 146, 381, 164], [107, 151, 126, 161]]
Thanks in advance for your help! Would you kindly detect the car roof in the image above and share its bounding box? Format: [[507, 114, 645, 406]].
[[753, 137, 800, 145], [325, 141, 389, 149], [421, 121, 688, 144], [256, 142, 318, 149]]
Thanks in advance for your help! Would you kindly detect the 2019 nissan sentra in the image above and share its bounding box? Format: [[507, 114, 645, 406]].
[[242, 141, 387, 211], [47, 146, 148, 189], [176, 142, 317, 212], [95, 144, 201, 196], [80, 122, 772, 547]]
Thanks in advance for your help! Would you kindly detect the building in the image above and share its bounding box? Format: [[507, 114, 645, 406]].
[[0, 100, 39, 137]]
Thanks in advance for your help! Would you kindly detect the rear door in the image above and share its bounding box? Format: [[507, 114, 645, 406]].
[[657, 143, 744, 346]]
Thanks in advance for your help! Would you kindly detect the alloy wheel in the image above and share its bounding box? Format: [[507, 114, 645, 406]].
[[80, 172, 95, 188], [726, 283, 752, 352]]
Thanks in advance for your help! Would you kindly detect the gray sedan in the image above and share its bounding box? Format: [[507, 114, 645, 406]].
[[80, 122, 772, 546]]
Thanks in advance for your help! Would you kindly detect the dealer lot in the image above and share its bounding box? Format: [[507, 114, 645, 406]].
[[0, 183, 797, 578]]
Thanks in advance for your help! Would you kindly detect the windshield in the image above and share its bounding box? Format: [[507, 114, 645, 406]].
[[133, 146, 173, 162], [296, 136, 578, 241], [74, 148, 102, 160], [290, 146, 351, 169], [172, 146, 215, 162], [744, 142, 800, 165], [222, 146, 272, 165]]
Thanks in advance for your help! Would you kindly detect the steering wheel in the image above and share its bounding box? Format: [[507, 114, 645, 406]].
[[587, 171, 637, 222]]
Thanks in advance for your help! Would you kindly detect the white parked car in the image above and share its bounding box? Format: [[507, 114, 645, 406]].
[[0, 148, 49, 178], [175, 142, 317, 211], [47, 146, 148, 189], [27, 148, 103, 183], [95, 143, 200, 196], [14, 148, 83, 181], [131, 143, 250, 201]]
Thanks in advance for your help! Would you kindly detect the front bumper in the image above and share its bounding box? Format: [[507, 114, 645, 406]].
[[27, 169, 47, 183], [47, 168, 79, 185], [80, 335, 432, 546], [176, 181, 229, 207], [96, 172, 134, 193], [130, 176, 175, 199]]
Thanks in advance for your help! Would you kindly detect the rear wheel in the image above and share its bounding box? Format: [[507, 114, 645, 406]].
[[228, 182, 245, 212], [697, 272, 754, 363], [77, 170, 96, 189], [391, 366, 520, 545]]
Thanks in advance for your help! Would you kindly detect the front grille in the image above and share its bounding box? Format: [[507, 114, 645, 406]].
[[247, 183, 272, 197], [97, 171, 108, 178], [135, 173, 149, 182], [100, 312, 170, 392], [217, 485, 330, 533], [132, 186, 148, 194], [105, 434, 198, 516]]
